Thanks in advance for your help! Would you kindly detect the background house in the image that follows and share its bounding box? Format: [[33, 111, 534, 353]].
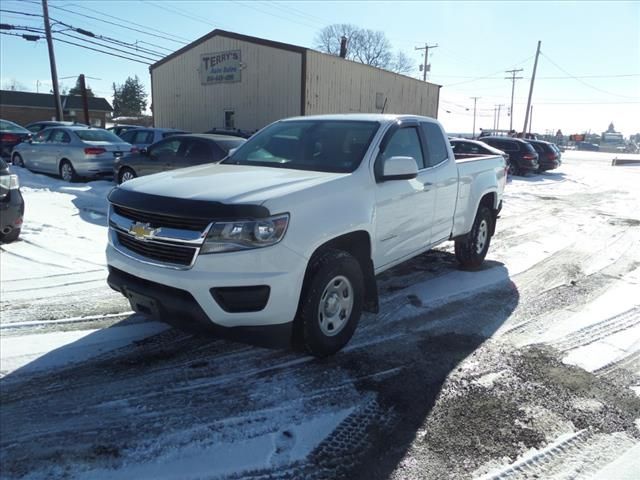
[[0, 90, 113, 127]]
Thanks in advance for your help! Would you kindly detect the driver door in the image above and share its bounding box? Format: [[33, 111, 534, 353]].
[[142, 138, 183, 175], [24, 129, 52, 172], [373, 125, 436, 270]]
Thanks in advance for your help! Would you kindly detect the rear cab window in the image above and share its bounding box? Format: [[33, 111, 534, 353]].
[[420, 122, 449, 167]]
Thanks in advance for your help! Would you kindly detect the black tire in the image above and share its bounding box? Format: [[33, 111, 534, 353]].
[[294, 249, 364, 357], [455, 206, 493, 271], [0, 228, 21, 243], [507, 161, 519, 176], [118, 167, 137, 184], [59, 160, 78, 182], [12, 153, 24, 168]]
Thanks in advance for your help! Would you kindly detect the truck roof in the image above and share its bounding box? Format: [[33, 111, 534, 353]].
[[280, 113, 437, 123]]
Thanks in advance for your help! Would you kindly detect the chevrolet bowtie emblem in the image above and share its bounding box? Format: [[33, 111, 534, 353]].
[[129, 222, 160, 241]]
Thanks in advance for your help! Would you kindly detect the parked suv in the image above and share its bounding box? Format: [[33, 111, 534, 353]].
[[525, 139, 561, 171], [0, 158, 24, 243], [119, 128, 188, 152], [479, 136, 539, 175]]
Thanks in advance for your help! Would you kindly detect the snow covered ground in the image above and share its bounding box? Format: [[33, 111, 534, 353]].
[[1, 151, 639, 479]]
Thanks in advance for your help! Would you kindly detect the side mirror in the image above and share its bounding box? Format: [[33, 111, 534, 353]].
[[228, 147, 238, 156], [379, 156, 418, 181], [140, 148, 148, 155]]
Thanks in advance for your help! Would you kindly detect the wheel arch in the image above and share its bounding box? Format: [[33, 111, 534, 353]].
[[302, 230, 378, 314]]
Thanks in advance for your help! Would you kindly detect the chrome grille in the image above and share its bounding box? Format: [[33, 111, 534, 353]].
[[116, 232, 197, 266], [113, 205, 211, 231]]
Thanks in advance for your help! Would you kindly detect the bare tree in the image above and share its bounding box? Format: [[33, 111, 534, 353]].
[[3, 79, 28, 91], [315, 24, 414, 75], [315, 24, 361, 59], [389, 51, 415, 75]]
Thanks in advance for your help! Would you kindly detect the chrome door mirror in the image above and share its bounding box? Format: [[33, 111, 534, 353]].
[[380, 156, 418, 181]]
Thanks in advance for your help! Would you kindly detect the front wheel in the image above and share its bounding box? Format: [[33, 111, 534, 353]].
[[59, 160, 78, 182], [455, 206, 494, 270], [118, 167, 137, 184], [295, 249, 364, 357], [12, 153, 24, 168]]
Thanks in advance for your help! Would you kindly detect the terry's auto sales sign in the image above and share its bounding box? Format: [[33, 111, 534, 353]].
[[200, 50, 241, 84]]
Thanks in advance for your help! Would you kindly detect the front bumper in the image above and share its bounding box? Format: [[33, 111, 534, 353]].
[[106, 237, 307, 332]]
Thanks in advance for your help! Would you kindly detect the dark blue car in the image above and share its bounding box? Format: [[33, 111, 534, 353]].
[[576, 141, 600, 151]]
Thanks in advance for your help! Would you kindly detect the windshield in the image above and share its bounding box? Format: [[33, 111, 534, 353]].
[[223, 120, 379, 173], [0, 120, 29, 133], [74, 129, 123, 143]]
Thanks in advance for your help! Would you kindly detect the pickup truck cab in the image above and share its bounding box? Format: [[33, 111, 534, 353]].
[[106, 114, 506, 356]]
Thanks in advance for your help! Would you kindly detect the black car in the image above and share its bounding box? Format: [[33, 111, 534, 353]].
[[479, 136, 539, 175], [0, 158, 24, 243], [450, 138, 509, 162], [0, 119, 31, 158], [525, 139, 561, 171], [25, 120, 87, 133], [114, 134, 246, 184], [203, 128, 253, 139]]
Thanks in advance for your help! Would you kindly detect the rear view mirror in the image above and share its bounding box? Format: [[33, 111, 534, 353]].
[[379, 156, 418, 181]]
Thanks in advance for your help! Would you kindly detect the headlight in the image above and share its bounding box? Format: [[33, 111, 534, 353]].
[[200, 214, 289, 254]]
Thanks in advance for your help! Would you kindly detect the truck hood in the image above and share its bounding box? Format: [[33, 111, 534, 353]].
[[120, 163, 347, 204]]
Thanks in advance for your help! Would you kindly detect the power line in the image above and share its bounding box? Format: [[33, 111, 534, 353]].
[[540, 52, 640, 100], [56, 2, 189, 45], [52, 36, 152, 65], [231, 0, 318, 30], [55, 31, 160, 63], [443, 55, 534, 87], [44, 2, 188, 45]]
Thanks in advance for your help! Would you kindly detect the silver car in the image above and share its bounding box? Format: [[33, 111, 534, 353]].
[[12, 126, 132, 182]]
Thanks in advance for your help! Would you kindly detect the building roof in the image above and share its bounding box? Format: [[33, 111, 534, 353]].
[[150, 29, 307, 71], [0, 90, 113, 111]]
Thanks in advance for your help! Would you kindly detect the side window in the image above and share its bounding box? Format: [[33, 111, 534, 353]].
[[49, 130, 70, 143], [149, 139, 181, 158], [183, 140, 211, 161], [120, 131, 135, 143], [132, 131, 153, 144], [34, 130, 52, 143], [380, 127, 425, 169], [28, 124, 43, 133], [420, 122, 449, 167]]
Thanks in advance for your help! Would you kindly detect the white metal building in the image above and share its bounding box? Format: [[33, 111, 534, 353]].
[[150, 30, 441, 132]]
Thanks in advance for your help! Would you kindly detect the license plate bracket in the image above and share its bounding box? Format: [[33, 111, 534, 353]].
[[125, 288, 161, 318]]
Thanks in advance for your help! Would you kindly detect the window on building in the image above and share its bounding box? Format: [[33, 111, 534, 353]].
[[224, 110, 235, 129]]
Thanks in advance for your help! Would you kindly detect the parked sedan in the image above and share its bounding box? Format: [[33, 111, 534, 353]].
[[576, 141, 600, 152], [1, 119, 31, 158], [12, 126, 132, 182], [525, 139, 561, 171], [119, 127, 188, 152], [25, 120, 87, 133], [450, 137, 509, 162], [114, 134, 246, 184], [0, 158, 24, 243]]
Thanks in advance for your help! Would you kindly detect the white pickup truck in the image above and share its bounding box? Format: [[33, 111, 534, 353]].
[[106, 114, 506, 356]]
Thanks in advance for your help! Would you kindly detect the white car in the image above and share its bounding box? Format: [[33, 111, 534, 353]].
[[106, 114, 506, 356]]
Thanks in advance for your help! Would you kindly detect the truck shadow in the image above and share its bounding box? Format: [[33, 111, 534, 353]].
[[0, 251, 518, 479]]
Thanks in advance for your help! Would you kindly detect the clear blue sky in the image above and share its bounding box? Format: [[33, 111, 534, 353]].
[[1, 0, 639, 136]]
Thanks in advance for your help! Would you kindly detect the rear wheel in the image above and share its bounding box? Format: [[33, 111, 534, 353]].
[[0, 228, 21, 243], [118, 167, 136, 184], [507, 161, 518, 176], [59, 160, 78, 182], [12, 153, 24, 167], [294, 249, 364, 357], [455, 206, 493, 270]]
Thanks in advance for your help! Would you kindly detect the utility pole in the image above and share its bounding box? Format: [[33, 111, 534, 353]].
[[493, 106, 497, 133], [496, 104, 504, 131], [523, 40, 541, 135], [470, 96, 480, 138], [415, 43, 438, 81], [505, 68, 523, 131], [79, 74, 90, 125], [42, 0, 63, 120], [529, 105, 533, 135]]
